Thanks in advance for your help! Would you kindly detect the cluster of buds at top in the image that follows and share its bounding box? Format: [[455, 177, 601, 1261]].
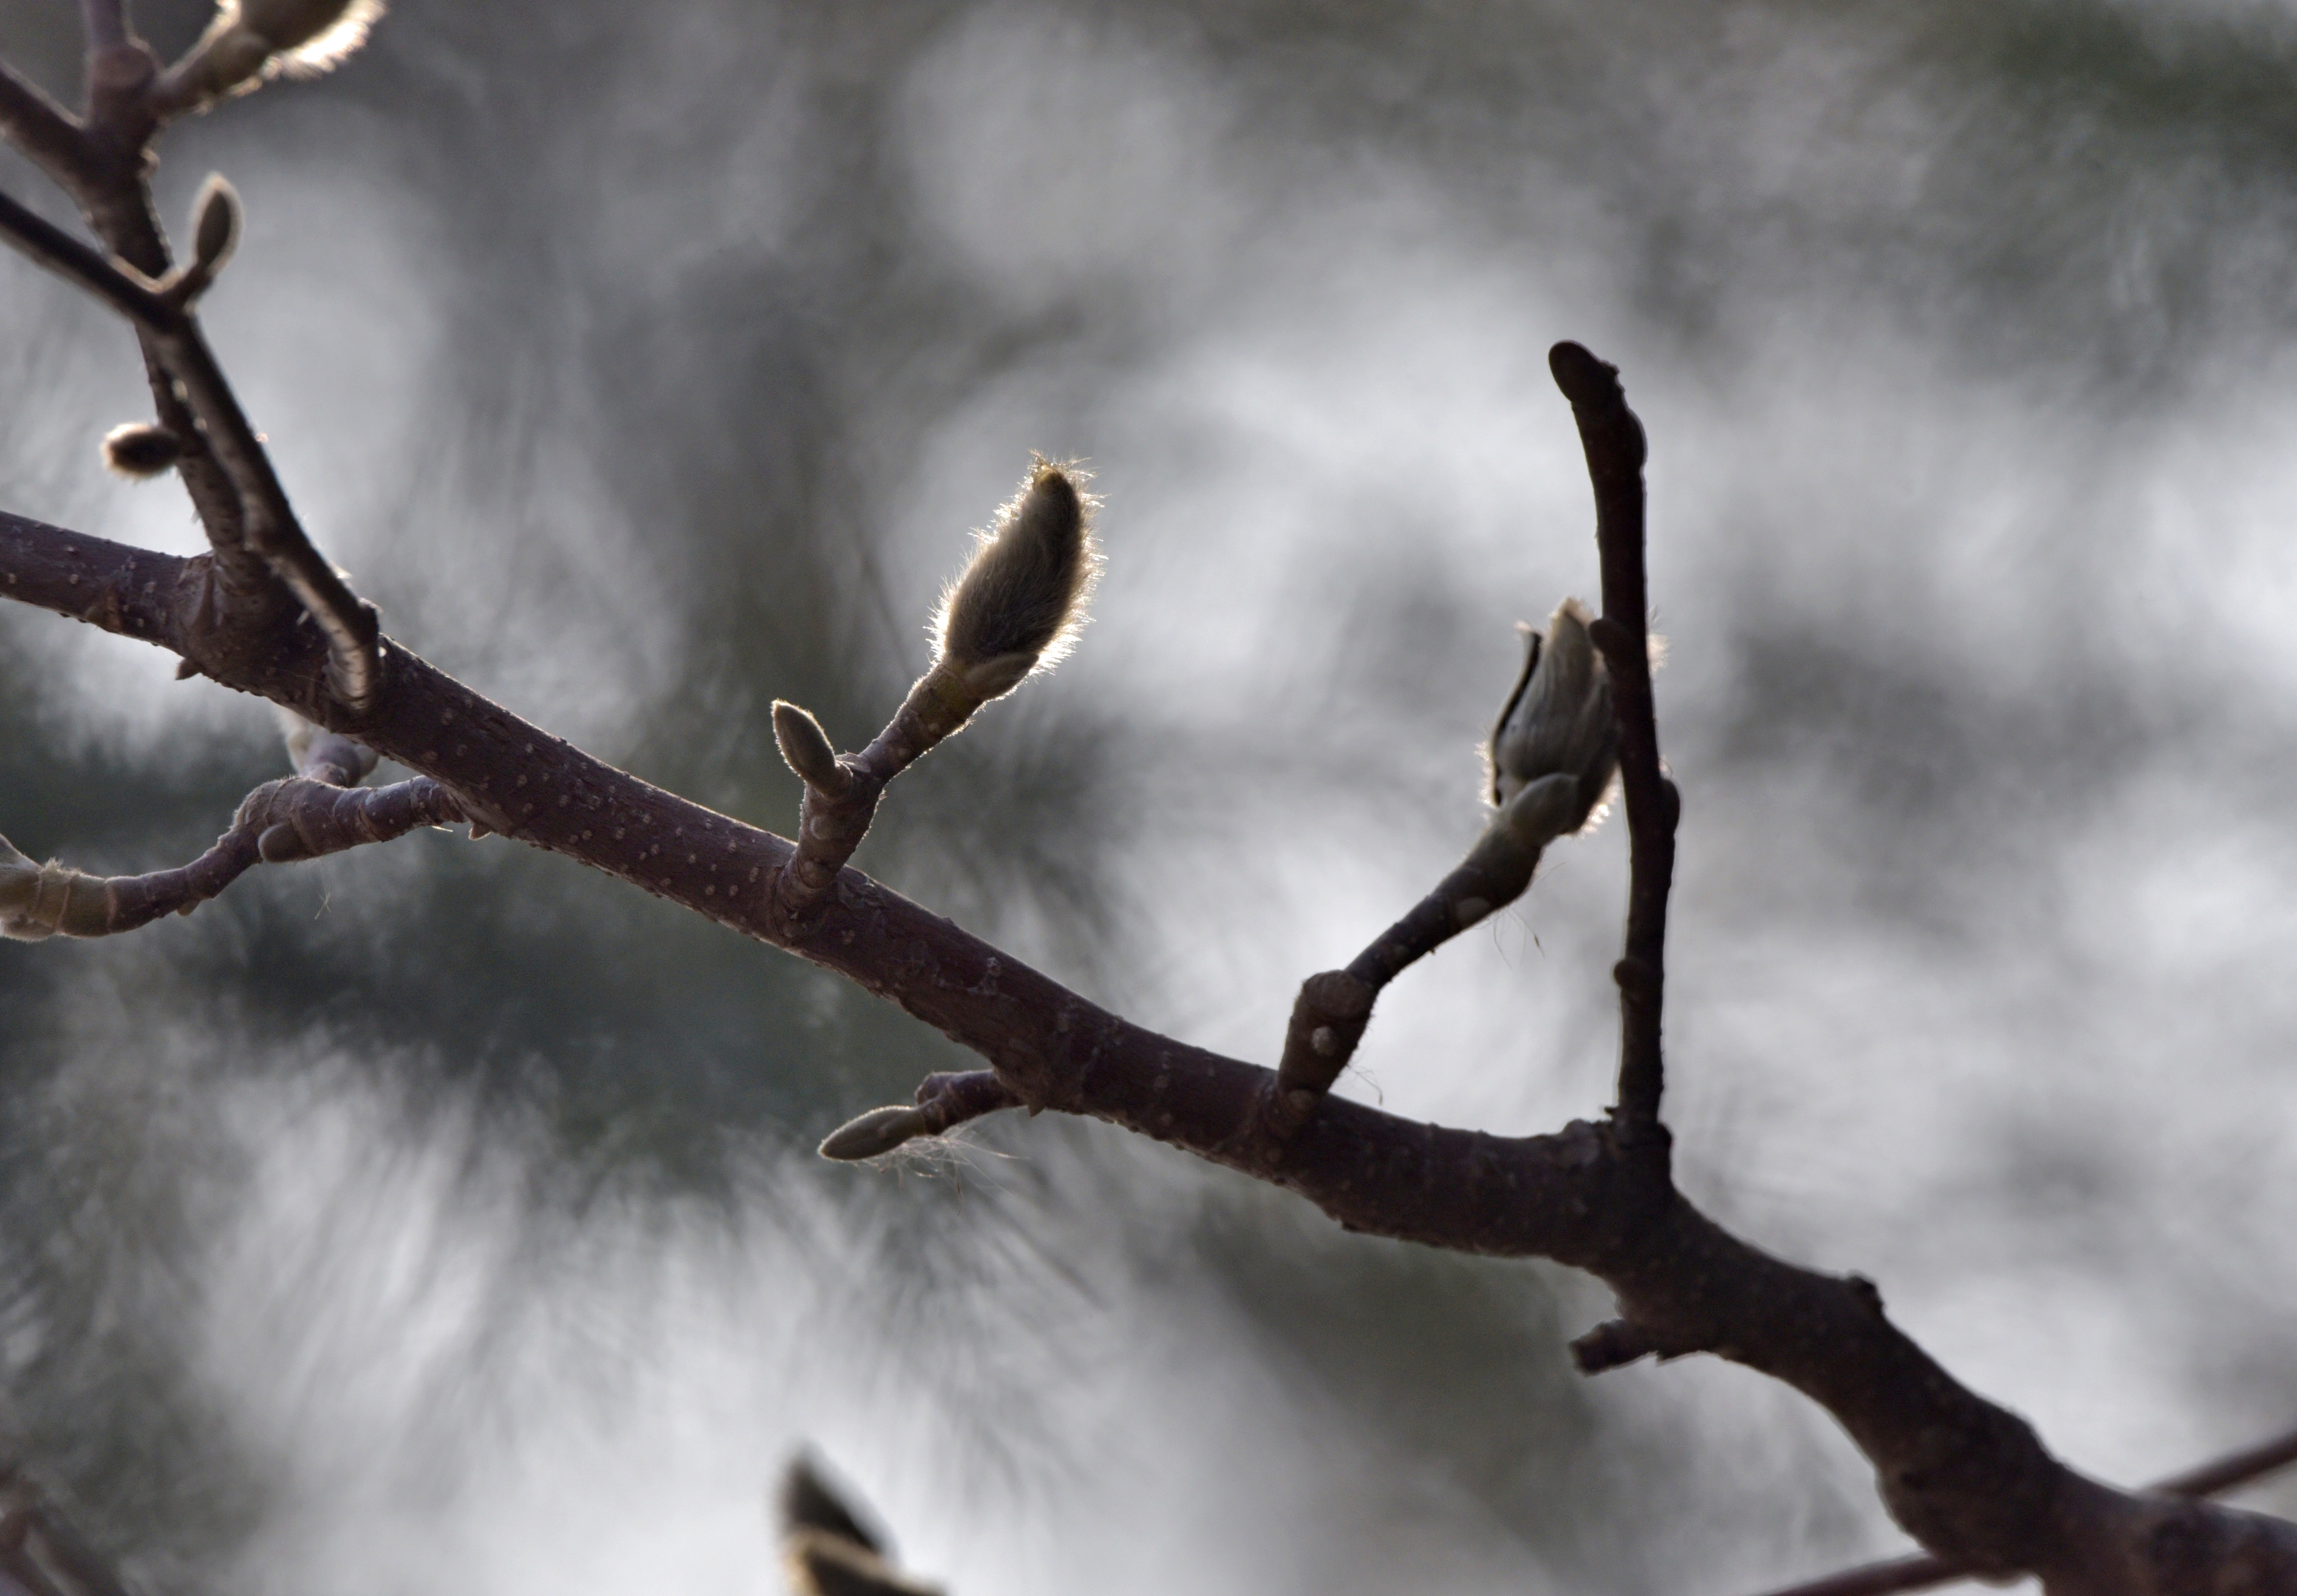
[[163, 0, 387, 110]]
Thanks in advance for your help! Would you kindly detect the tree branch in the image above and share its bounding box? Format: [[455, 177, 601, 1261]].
[[1, 774, 462, 940], [3, 359, 2290, 1589], [0, 185, 382, 711], [1754, 1419, 2297, 1596], [1549, 341, 1676, 1133]]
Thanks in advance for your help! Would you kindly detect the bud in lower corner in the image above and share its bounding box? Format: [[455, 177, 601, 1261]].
[[1489, 597, 1619, 833]]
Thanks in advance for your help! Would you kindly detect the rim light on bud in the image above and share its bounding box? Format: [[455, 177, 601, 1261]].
[[191, 175, 242, 277], [1489, 597, 1620, 833], [101, 422, 184, 479], [168, 0, 386, 107], [932, 460, 1099, 703]]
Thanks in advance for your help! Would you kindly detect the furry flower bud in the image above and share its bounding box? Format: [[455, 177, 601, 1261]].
[[932, 460, 1099, 703], [166, 0, 384, 108], [1489, 597, 1619, 833], [101, 422, 185, 478]]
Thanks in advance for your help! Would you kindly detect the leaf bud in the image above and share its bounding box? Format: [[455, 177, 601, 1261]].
[[1489, 598, 1619, 833], [191, 175, 242, 279], [772, 701, 851, 797], [932, 460, 1099, 702], [101, 422, 185, 479], [818, 1105, 931, 1162]]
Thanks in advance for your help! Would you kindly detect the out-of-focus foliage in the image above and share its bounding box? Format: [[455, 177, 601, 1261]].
[[4, 2, 2297, 1593]]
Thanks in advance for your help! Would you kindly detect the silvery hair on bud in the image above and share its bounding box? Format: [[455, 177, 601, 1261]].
[[177, 0, 386, 102], [932, 460, 1099, 692]]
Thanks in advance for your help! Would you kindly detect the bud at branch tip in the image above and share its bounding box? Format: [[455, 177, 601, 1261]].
[[931, 459, 1100, 706]]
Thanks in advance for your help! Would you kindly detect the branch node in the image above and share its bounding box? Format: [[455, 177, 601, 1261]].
[[1571, 1318, 1670, 1374]]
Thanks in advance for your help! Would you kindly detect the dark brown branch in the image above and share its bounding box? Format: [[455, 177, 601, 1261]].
[[5, 466, 2293, 1588], [0, 69, 380, 711], [0, 66, 89, 192], [774, 670, 977, 920], [1548, 341, 1675, 1133], [1755, 1419, 2297, 1596], [1, 774, 463, 939]]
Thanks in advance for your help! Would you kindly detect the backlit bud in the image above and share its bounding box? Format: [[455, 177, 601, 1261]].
[[1489, 598, 1619, 832], [191, 175, 242, 278], [101, 422, 185, 478], [772, 701, 851, 797], [166, 0, 384, 107], [932, 460, 1099, 700]]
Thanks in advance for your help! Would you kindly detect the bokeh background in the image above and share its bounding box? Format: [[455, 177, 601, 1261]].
[[3, 1, 2297, 1591]]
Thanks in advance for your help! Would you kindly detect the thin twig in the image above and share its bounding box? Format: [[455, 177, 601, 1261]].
[[0, 64, 88, 191], [1549, 341, 1675, 1134], [77, 0, 128, 54], [8, 411, 2297, 1587], [0, 184, 383, 709], [1747, 1419, 2297, 1596], [0, 776, 463, 939]]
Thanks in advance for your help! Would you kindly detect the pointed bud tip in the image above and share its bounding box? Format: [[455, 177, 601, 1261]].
[[771, 700, 847, 793], [191, 175, 242, 274]]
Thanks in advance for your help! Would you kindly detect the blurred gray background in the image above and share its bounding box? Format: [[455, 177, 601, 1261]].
[[1, 1, 2296, 1592]]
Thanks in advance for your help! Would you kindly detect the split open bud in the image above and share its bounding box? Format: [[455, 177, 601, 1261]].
[[101, 423, 185, 479], [165, 0, 386, 109], [926, 460, 1099, 718], [1489, 597, 1619, 833]]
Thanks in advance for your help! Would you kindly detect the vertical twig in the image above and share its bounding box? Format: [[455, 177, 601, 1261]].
[[1549, 341, 1677, 1133]]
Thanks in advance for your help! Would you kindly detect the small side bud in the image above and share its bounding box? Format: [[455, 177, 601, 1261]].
[[1488, 598, 1620, 833], [818, 1105, 931, 1162], [772, 701, 851, 797], [191, 176, 242, 278], [932, 460, 1099, 700], [102, 423, 185, 479]]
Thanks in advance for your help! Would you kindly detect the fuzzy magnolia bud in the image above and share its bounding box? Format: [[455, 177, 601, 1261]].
[[191, 175, 242, 279], [932, 461, 1099, 703], [167, 0, 385, 106], [1489, 597, 1619, 833], [817, 1105, 931, 1162], [101, 422, 185, 479]]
